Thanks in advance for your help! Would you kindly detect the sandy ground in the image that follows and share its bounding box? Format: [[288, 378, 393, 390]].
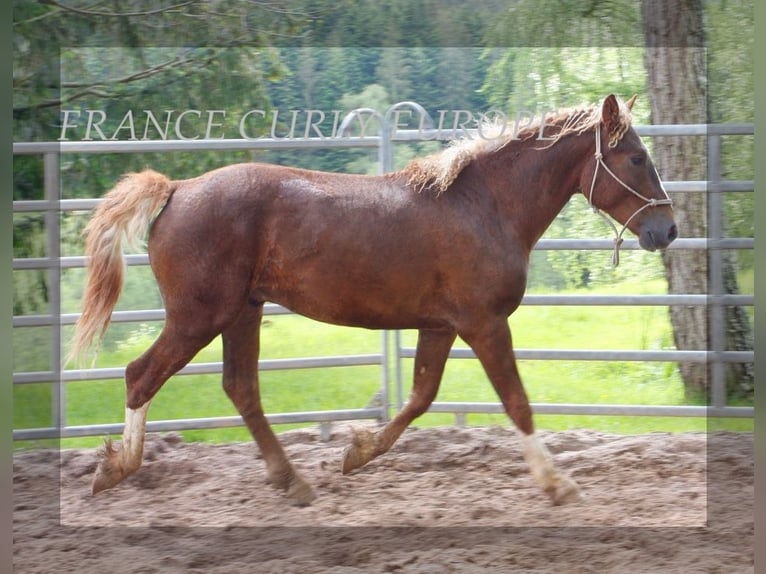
[[13, 425, 753, 573]]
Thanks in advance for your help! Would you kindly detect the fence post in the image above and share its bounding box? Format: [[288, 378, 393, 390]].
[[707, 133, 726, 409], [44, 151, 64, 435], [394, 330, 404, 410]]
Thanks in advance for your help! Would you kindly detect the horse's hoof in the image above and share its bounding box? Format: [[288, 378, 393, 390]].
[[91, 460, 132, 494], [91, 469, 115, 494], [341, 445, 361, 474], [267, 467, 316, 506], [286, 477, 316, 507], [548, 475, 582, 505], [91, 440, 126, 494], [341, 443, 375, 474], [341, 428, 377, 474]]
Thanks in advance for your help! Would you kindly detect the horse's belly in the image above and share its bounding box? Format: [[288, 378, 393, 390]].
[[260, 288, 448, 330], [252, 264, 453, 330]]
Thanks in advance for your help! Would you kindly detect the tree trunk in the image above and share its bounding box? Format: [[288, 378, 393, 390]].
[[721, 250, 754, 396], [641, 0, 753, 399]]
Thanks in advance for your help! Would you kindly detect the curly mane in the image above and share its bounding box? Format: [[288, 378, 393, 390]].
[[403, 97, 634, 194]]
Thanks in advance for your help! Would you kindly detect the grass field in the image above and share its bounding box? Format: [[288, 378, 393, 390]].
[[13, 278, 753, 449]]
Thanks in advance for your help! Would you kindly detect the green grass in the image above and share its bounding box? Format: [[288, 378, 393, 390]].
[[14, 279, 753, 449], [396, 279, 749, 434]]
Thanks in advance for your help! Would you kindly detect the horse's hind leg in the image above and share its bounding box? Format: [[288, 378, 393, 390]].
[[342, 328, 456, 473], [92, 322, 217, 494], [221, 304, 316, 506]]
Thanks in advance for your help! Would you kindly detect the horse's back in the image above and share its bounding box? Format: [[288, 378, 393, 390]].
[[146, 163, 426, 320], [163, 162, 411, 219]]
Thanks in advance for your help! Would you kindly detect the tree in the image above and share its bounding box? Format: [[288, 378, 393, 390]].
[[12, 0, 305, 329], [641, 0, 753, 398]]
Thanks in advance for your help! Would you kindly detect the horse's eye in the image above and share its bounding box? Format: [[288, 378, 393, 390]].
[[631, 156, 645, 166]]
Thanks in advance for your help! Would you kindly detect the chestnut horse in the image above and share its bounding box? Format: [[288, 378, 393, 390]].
[[71, 94, 676, 506]]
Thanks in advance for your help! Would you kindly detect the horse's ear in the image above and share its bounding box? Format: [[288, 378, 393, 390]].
[[601, 94, 621, 128], [625, 94, 637, 111]]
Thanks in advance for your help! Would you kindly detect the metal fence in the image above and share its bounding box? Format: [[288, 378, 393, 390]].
[[12, 106, 755, 440]]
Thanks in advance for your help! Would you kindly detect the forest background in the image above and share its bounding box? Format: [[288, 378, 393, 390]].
[[11, 0, 754, 438]]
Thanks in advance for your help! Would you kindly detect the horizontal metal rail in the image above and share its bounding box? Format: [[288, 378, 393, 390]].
[[13, 293, 755, 330], [15, 348, 755, 385], [15, 354, 384, 385], [397, 347, 754, 363], [12, 136, 381, 155], [17, 347, 755, 385], [427, 402, 754, 418], [10, 122, 754, 157], [13, 407, 384, 441], [10, 237, 756, 271], [16, 304, 294, 328], [7, 178, 756, 214]]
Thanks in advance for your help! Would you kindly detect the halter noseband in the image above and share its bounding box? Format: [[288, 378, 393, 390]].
[[587, 123, 673, 266]]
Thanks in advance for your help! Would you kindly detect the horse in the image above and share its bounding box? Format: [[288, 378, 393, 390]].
[[70, 94, 676, 506]]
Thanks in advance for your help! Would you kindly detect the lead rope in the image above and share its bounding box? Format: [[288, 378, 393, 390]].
[[587, 124, 673, 266]]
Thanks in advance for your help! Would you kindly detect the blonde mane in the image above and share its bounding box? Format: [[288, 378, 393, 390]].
[[404, 97, 634, 194]]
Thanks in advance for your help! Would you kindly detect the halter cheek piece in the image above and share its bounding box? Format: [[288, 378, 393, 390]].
[[587, 124, 673, 266]]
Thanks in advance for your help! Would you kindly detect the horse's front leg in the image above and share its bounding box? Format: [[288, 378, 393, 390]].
[[461, 319, 581, 505], [342, 327, 456, 473], [222, 304, 315, 506]]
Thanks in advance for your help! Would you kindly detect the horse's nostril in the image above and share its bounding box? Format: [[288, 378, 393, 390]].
[[668, 224, 678, 242]]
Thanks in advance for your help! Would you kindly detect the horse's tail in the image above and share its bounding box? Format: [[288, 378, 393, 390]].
[[68, 169, 174, 364]]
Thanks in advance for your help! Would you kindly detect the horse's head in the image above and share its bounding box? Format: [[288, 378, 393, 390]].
[[579, 94, 677, 253]]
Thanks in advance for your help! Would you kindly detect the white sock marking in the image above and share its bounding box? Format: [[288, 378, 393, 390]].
[[521, 432, 557, 488], [122, 402, 150, 470]]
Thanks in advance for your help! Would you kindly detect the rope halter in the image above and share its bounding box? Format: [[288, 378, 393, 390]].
[[587, 123, 673, 266]]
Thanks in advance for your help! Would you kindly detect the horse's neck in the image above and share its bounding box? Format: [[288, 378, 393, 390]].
[[487, 132, 593, 251]]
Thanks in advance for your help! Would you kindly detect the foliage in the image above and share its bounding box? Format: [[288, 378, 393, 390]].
[[480, 0, 754, 280], [705, 0, 754, 266], [13, 0, 309, 319], [484, 0, 643, 48]]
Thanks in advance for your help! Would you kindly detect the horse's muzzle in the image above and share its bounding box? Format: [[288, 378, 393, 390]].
[[639, 218, 678, 251]]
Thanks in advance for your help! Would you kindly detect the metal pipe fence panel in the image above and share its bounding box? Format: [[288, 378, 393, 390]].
[[12, 116, 755, 441]]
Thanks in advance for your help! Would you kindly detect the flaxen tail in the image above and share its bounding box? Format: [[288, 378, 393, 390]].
[[68, 170, 174, 364]]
